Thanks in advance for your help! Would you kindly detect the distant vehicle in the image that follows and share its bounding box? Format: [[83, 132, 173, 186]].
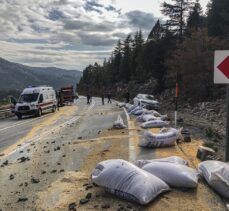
[[133, 94, 159, 110], [57, 85, 78, 107], [15, 86, 57, 119]]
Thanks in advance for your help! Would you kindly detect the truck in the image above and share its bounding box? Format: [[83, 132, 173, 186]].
[[57, 85, 78, 107], [15, 86, 57, 119]]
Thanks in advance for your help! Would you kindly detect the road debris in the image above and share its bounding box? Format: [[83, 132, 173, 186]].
[[17, 156, 30, 163], [85, 193, 92, 199], [79, 198, 90, 204], [31, 177, 40, 184], [1, 160, 8, 166], [9, 174, 14, 180], [17, 198, 28, 202], [196, 146, 215, 161], [101, 203, 110, 209], [68, 202, 77, 211]]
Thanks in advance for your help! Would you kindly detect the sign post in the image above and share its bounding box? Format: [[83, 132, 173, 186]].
[[226, 85, 229, 161], [175, 81, 179, 128], [214, 50, 229, 162]]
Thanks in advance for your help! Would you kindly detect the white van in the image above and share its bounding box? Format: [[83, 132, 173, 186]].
[[15, 86, 57, 119]]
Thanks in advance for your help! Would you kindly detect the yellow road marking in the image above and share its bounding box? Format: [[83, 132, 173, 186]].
[[1, 106, 77, 157]]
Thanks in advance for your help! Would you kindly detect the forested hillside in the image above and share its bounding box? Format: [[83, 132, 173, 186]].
[[0, 58, 82, 101], [78, 0, 229, 102]]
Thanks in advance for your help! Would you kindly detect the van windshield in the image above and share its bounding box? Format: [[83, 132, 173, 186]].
[[18, 93, 39, 103]]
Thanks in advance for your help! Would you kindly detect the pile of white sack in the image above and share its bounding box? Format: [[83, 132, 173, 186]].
[[91, 156, 200, 205], [92, 159, 170, 205], [139, 128, 182, 148], [127, 104, 169, 129], [113, 115, 127, 129]]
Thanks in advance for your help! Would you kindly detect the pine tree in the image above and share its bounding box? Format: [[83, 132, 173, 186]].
[[120, 34, 133, 82], [187, 0, 203, 30], [148, 20, 165, 41], [207, 0, 229, 38], [132, 30, 144, 79], [161, 0, 193, 41], [112, 40, 122, 82]]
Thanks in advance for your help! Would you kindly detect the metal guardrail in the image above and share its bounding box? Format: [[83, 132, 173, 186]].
[[0, 108, 13, 119]]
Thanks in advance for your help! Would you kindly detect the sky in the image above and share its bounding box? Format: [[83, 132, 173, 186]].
[[0, 0, 209, 71]]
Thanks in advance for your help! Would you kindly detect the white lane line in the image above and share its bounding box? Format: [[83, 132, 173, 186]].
[[123, 107, 136, 162], [1, 100, 96, 162], [0, 114, 52, 132]]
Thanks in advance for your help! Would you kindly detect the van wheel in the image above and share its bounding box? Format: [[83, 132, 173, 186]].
[[37, 109, 42, 117], [52, 105, 56, 113], [17, 114, 22, 120]]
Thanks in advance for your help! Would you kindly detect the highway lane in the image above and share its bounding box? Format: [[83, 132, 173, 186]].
[[0, 97, 90, 153], [0, 114, 54, 152]]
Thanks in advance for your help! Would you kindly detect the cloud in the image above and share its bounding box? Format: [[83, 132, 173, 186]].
[[0, 0, 158, 70], [125, 10, 156, 30], [48, 9, 65, 21], [84, 0, 103, 14]]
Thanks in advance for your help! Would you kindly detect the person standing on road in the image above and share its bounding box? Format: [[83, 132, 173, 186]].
[[87, 94, 91, 104], [102, 94, 105, 105], [107, 92, 112, 104], [125, 91, 130, 103]]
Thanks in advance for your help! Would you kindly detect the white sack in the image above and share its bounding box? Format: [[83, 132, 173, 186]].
[[139, 128, 180, 148], [135, 156, 189, 168], [160, 115, 168, 121], [113, 115, 126, 129], [141, 120, 169, 129], [136, 115, 145, 122], [125, 103, 133, 110], [117, 102, 125, 108], [198, 161, 229, 198], [136, 112, 153, 122], [92, 159, 170, 204], [143, 162, 198, 188], [151, 110, 162, 117], [143, 110, 154, 115], [127, 105, 137, 113], [142, 114, 160, 122], [129, 106, 142, 115], [134, 109, 145, 116]]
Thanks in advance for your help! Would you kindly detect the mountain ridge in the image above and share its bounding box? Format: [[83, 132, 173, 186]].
[[0, 57, 82, 91]]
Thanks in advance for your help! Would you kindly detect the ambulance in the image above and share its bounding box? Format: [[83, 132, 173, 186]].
[[15, 86, 57, 119]]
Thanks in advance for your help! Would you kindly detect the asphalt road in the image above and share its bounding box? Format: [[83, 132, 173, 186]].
[[0, 97, 227, 211], [0, 113, 53, 152], [0, 97, 96, 153]]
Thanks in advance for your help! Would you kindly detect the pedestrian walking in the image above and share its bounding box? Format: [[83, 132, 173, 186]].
[[107, 92, 112, 104]]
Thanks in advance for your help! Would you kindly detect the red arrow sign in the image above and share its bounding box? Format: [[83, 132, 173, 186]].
[[217, 56, 229, 79]]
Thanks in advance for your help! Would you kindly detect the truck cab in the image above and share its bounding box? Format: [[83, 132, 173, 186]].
[[15, 86, 57, 119]]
